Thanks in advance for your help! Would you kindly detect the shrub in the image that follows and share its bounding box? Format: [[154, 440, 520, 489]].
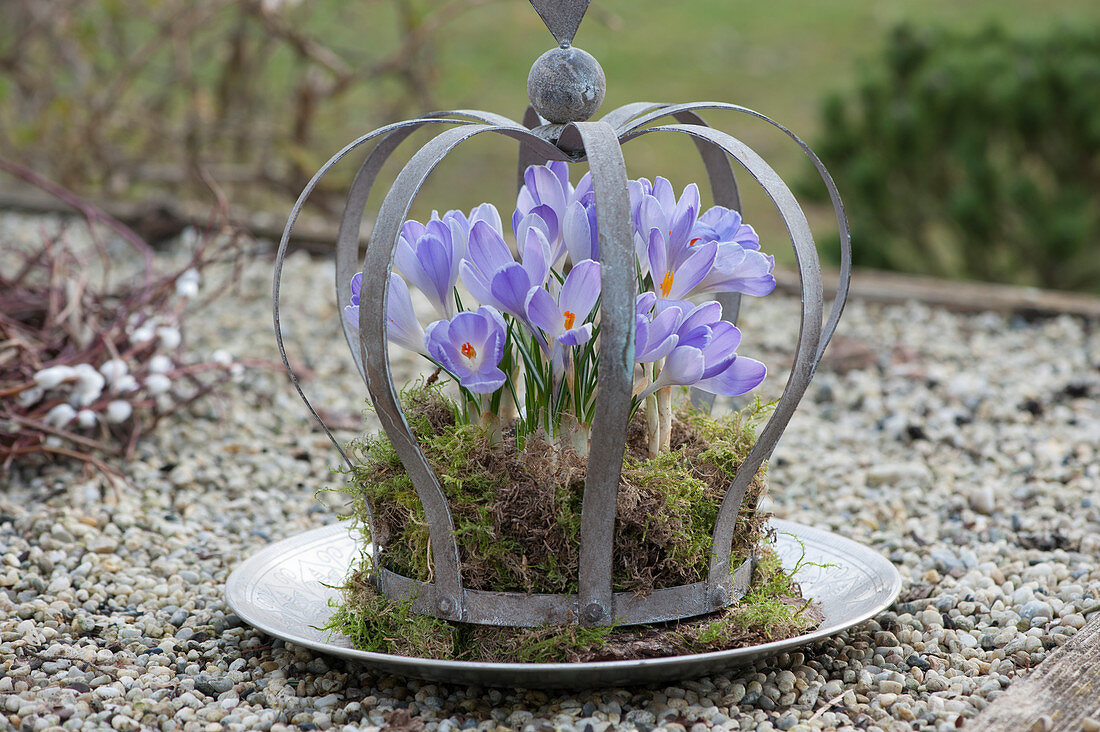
[[806, 23, 1100, 292]]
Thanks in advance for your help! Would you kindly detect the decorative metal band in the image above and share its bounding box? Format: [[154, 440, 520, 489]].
[[557, 121, 636, 626], [336, 111, 528, 384], [359, 123, 569, 621], [276, 100, 850, 629], [621, 123, 825, 595], [377, 552, 754, 628], [611, 101, 852, 362]]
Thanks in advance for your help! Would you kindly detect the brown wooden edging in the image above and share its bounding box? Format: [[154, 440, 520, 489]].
[[3, 185, 1100, 319], [972, 615, 1100, 731]]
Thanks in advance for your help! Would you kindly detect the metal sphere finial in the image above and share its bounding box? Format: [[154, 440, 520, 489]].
[[527, 46, 606, 124]]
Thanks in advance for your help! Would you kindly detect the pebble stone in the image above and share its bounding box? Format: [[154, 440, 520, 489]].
[[1, 212, 1098, 731]]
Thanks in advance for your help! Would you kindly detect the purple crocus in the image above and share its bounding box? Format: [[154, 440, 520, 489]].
[[639, 300, 766, 398], [695, 206, 760, 250], [513, 162, 597, 265], [633, 293, 681, 363], [646, 228, 718, 303], [525, 259, 601, 347], [394, 211, 468, 319], [696, 244, 777, 297], [460, 219, 551, 323], [344, 272, 427, 356], [424, 306, 507, 394]]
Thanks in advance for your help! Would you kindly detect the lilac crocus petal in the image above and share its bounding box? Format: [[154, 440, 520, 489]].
[[468, 220, 514, 275], [469, 203, 503, 235], [397, 233, 453, 318], [651, 177, 676, 214], [519, 224, 552, 287], [634, 306, 682, 363], [696, 356, 767, 396], [385, 273, 428, 355], [653, 239, 718, 301], [459, 260, 494, 308], [490, 262, 534, 319], [523, 259, 600, 347], [563, 199, 599, 263], [641, 345, 705, 398], [349, 272, 362, 304], [559, 259, 600, 320], [699, 321, 743, 379], [424, 306, 507, 394], [636, 291, 656, 317], [525, 164, 568, 213], [698, 247, 777, 297], [525, 287, 561, 335], [698, 206, 760, 250]]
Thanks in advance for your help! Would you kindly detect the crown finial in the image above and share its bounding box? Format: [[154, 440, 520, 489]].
[[528, 0, 591, 47]]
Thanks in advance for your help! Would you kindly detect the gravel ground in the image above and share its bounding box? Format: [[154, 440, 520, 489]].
[[2, 212, 1099, 732]]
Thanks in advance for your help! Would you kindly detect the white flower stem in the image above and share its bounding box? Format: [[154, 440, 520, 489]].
[[646, 393, 660, 458], [657, 386, 673, 453]]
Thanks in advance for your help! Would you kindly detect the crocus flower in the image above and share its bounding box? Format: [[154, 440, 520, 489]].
[[394, 210, 471, 319], [460, 220, 551, 324], [639, 300, 766, 398], [646, 228, 718, 303], [525, 259, 601, 347], [513, 162, 598, 265], [695, 206, 760, 250], [562, 197, 599, 264], [344, 272, 428, 356], [633, 293, 682, 363], [513, 161, 571, 263], [424, 306, 507, 394], [696, 244, 777, 298]]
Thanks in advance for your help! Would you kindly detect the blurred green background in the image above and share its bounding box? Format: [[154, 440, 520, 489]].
[[2, 0, 1098, 290]]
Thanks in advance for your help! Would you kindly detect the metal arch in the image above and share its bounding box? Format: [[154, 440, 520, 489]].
[[616, 101, 852, 366], [336, 111, 527, 384], [359, 123, 569, 622], [273, 116, 480, 473], [516, 105, 549, 193], [620, 123, 825, 598], [600, 102, 745, 413], [560, 120, 636, 626]]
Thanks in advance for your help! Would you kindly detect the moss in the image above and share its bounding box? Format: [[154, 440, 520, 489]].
[[324, 536, 821, 663], [339, 386, 772, 597]]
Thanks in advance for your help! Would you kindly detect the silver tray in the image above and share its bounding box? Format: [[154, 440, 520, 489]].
[[225, 519, 900, 688]]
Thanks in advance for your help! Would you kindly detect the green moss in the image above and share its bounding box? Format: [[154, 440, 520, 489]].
[[338, 386, 773, 598], [324, 538, 820, 663]]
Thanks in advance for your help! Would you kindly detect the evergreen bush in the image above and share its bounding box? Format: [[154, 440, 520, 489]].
[[807, 23, 1100, 292]]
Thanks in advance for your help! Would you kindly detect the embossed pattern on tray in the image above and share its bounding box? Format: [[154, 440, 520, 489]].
[[226, 520, 900, 688]]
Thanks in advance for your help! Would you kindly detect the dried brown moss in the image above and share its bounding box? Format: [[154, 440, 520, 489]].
[[341, 387, 772, 596]]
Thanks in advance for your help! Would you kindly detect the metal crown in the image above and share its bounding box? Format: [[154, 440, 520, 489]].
[[273, 2, 851, 628]]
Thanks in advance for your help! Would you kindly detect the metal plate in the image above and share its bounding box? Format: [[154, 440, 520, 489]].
[[225, 519, 900, 689]]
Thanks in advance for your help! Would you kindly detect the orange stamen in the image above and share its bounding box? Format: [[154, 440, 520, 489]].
[[660, 270, 675, 298], [563, 310, 576, 330], [461, 342, 477, 360], [688, 237, 701, 247]]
